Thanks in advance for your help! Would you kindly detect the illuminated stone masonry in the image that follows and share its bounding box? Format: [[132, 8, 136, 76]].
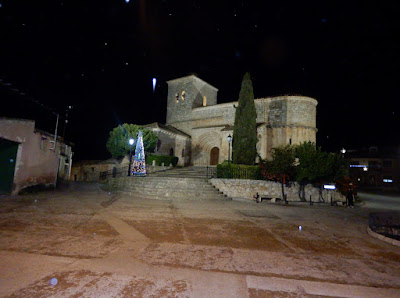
[[146, 74, 318, 166]]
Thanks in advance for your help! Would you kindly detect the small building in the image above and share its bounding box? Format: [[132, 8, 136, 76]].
[[144, 122, 191, 166], [0, 118, 73, 195], [70, 158, 123, 182], [348, 146, 400, 191]]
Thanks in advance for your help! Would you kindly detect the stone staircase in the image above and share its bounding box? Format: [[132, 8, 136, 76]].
[[150, 166, 209, 179], [110, 167, 230, 201]]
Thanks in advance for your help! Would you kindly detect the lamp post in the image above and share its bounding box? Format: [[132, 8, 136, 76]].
[[341, 147, 346, 159], [227, 134, 232, 164], [128, 138, 134, 176]]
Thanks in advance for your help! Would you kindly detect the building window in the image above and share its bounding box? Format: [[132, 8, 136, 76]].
[[40, 137, 47, 151], [169, 148, 174, 156], [175, 93, 179, 103], [203, 96, 207, 106], [91, 167, 95, 172], [289, 138, 292, 145], [181, 90, 185, 101], [182, 148, 185, 157]]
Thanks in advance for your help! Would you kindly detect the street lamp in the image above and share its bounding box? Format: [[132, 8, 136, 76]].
[[128, 138, 134, 176], [341, 147, 346, 159], [227, 134, 232, 164]]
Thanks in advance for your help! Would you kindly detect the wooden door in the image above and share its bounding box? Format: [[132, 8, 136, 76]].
[[210, 147, 219, 165]]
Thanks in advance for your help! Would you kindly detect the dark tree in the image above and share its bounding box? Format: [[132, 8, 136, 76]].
[[260, 145, 296, 200], [106, 124, 158, 158], [232, 73, 257, 165]]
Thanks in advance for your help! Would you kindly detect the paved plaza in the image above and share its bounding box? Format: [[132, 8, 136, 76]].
[[0, 184, 399, 297]]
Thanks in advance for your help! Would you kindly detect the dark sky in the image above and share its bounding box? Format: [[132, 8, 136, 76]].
[[1, 1, 399, 161]]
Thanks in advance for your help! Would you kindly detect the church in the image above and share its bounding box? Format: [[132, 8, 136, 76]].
[[145, 74, 318, 166]]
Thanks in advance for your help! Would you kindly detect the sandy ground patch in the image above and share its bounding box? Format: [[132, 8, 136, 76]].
[[9, 270, 191, 297], [1, 186, 400, 296]]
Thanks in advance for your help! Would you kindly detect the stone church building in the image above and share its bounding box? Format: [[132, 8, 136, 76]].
[[145, 74, 318, 166]]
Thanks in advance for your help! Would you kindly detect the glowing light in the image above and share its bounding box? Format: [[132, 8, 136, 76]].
[[125, 0, 129, 3], [152, 78, 156, 92], [350, 165, 367, 168], [324, 184, 336, 190], [383, 179, 393, 183], [49, 278, 58, 286], [299, 226, 302, 231], [363, 167, 368, 171]]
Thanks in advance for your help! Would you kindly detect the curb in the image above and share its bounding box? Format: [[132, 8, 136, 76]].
[[367, 226, 400, 247]]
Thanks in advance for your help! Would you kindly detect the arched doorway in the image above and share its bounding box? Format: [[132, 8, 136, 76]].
[[210, 147, 219, 165]]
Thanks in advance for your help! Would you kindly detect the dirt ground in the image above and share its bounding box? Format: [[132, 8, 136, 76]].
[[0, 184, 400, 297]]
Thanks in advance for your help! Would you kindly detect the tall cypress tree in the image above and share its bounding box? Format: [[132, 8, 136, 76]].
[[232, 73, 257, 165]]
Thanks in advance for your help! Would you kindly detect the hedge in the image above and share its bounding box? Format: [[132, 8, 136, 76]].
[[216, 162, 263, 180], [146, 154, 179, 166]]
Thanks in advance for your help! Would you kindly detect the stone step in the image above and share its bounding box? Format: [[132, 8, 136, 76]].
[[151, 173, 207, 178], [106, 166, 228, 201], [123, 183, 221, 192], [121, 180, 216, 189], [130, 191, 226, 200], [124, 176, 208, 182], [149, 167, 209, 178], [124, 187, 223, 197], [124, 185, 219, 193], [118, 191, 230, 201]]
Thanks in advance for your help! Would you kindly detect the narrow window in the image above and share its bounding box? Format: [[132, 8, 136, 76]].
[[289, 138, 292, 145], [182, 148, 185, 156], [181, 90, 185, 101], [203, 96, 207, 106], [40, 137, 47, 151]]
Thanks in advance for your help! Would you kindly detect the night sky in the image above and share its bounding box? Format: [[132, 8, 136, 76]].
[[1, 1, 399, 161]]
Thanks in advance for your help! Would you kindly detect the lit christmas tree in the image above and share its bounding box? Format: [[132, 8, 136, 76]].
[[132, 131, 146, 176]]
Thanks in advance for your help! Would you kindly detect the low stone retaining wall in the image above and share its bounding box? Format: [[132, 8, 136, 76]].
[[369, 212, 400, 244], [209, 178, 346, 203]]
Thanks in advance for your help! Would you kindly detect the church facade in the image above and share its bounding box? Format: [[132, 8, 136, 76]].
[[145, 75, 318, 166]]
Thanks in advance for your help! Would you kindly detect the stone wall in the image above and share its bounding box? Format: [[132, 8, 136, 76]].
[[166, 75, 218, 124], [155, 130, 176, 156], [209, 178, 346, 203], [286, 96, 317, 128], [164, 75, 318, 165], [0, 118, 60, 194]]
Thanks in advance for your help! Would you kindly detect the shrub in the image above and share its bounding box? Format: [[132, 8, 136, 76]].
[[146, 154, 179, 166], [217, 162, 263, 180]]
